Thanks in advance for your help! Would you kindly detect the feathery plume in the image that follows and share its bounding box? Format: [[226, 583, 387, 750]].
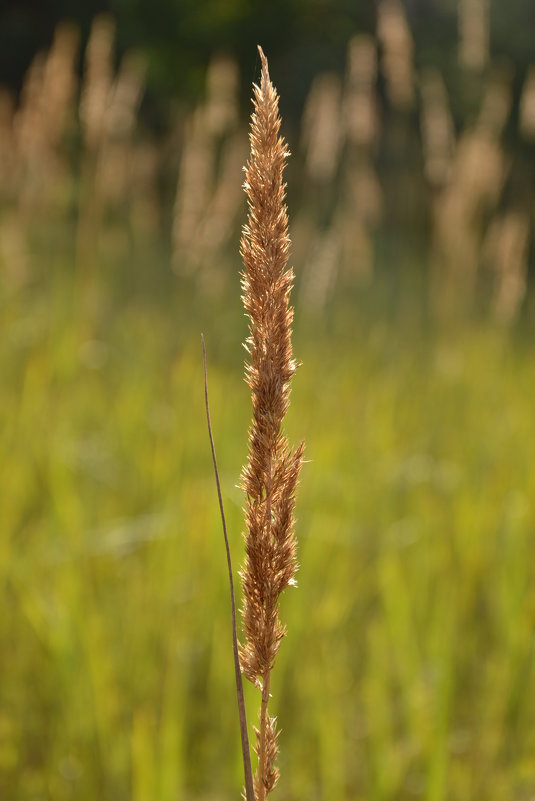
[[240, 46, 304, 801]]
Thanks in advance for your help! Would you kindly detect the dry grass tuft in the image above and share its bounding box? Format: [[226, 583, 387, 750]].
[[239, 46, 304, 801]]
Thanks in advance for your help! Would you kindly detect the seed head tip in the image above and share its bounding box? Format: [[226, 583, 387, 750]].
[[257, 45, 268, 79]]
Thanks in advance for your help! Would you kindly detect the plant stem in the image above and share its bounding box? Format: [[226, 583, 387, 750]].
[[258, 668, 271, 801], [201, 334, 255, 801]]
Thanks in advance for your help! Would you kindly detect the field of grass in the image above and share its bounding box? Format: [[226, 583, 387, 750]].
[[2, 262, 535, 801], [2, 12, 535, 796]]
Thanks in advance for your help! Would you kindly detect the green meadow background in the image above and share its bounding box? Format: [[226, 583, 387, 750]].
[[2, 1, 535, 799]]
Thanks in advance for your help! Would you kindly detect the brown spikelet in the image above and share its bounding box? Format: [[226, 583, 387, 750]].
[[253, 714, 280, 798], [240, 46, 304, 800]]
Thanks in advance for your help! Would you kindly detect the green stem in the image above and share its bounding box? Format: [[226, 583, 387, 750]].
[[202, 335, 255, 801]]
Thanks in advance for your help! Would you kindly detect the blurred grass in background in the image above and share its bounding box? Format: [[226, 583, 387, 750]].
[[2, 3, 535, 800]]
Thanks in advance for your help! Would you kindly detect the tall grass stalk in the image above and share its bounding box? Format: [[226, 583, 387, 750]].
[[239, 46, 304, 801], [202, 334, 255, 801]]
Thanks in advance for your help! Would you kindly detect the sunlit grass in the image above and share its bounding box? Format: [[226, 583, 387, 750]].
[[2, 276, 535, 801]]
